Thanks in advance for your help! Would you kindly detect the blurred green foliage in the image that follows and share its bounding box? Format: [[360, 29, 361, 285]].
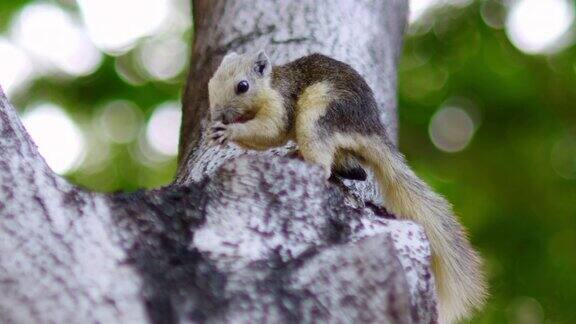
[[1, 0, 576, 323], [401, 2, 576, 323], [1, 0, 188, 191]]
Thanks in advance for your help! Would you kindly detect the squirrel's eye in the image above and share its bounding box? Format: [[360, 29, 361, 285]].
[[236, 80, 249, 94]]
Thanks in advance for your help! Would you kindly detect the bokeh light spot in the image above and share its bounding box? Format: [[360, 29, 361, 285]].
[[139, 36, 188, 81], [429, 106, 475, 153], [99, 100, 143, 144], [506, 0, 575, 55], [145, 102, 181, 157], [0, 37, 34, 96], [22, 103, 85, 174], [506, 297, 545, 324], [409, 0, 473, 23], [481, 0, 506, 29], [12, 3, 102, 76], [410, 0, 437, 23], [550, 133, 576, 179], [77, 0, 169, 54]]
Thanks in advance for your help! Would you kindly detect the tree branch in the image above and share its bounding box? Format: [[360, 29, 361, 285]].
[[0, 1, 441, 323]]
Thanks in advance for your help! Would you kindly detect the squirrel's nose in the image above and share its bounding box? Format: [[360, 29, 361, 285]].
[[210, 111, 223, 124], [221, 108, 237, 125]]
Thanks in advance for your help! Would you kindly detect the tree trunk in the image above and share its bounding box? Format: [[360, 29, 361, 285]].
[[0, 1, 439, 323]]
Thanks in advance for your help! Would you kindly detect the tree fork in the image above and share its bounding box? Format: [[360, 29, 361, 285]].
[[0, 1, 441, 323]]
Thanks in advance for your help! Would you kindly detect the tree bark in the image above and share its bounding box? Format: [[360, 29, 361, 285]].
[[0, 1, 439, 323]]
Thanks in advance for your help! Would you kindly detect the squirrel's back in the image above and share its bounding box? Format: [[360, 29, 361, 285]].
[[272, 54, 384, 136]]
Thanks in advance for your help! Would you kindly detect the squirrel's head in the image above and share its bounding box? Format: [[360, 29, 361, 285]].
[[208, 50, 272, 124]]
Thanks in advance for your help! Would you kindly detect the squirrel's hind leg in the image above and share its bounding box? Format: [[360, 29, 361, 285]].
[[298, 140, 336, 179], [295, 81, 337, 178], [332, 151, 367, 181]]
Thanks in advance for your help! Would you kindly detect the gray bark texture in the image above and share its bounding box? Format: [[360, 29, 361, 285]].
[[0, 1, 439, 323]]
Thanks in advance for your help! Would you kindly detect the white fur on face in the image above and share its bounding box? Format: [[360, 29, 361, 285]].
[[208, 52, 270, 122]]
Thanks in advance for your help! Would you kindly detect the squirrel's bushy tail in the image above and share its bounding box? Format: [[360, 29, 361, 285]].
[[362, 140, 487, 323]]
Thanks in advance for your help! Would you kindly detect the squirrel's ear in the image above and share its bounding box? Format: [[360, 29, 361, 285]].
[[222, 52, 238, 63], [253, 50, 270, 77]]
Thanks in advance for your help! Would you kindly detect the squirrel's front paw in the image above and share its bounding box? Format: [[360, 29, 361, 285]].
[[208, 122, 233, 146]]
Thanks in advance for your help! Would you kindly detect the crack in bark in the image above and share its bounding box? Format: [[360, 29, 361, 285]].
[[214, 24, 277, 55], [270, 36, 315, 45]]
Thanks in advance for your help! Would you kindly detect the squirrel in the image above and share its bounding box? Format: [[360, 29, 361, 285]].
[[206, 51, 487, 323]]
